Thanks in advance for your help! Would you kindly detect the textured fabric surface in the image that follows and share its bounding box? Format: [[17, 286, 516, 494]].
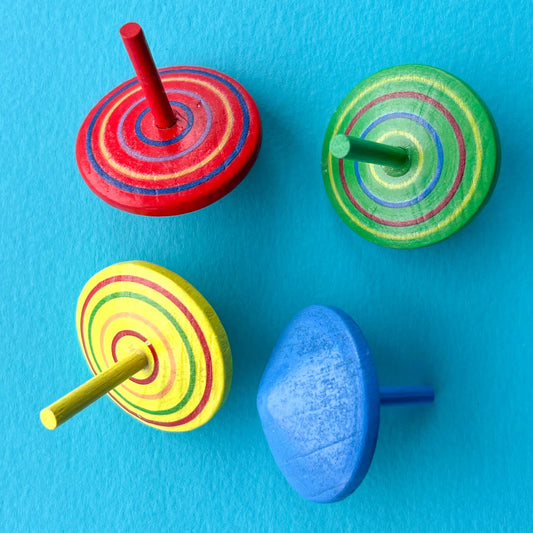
[[1, 1, 532, 531]]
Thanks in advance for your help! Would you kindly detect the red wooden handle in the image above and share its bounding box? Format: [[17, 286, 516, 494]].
[[120, 22, 176, 129]]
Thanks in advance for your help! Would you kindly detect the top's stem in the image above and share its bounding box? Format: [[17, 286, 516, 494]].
[[120, 22, 176, 129], [40, 348, 149, 430], [330, 134, 409, 170], [379, 386, 435, 406]]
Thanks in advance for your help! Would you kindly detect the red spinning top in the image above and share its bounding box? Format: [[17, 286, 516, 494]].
[[76, 22, 262, 216]]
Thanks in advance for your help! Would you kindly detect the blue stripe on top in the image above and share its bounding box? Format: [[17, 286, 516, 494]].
[[84, 68, 250, 195], [354, 112, 444, 208]]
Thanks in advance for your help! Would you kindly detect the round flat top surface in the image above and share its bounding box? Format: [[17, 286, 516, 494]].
[[76, 261, 232, 431], [322, 64, 500, 248], [76, 66, 261, 216], [257, 305, 380, 503]]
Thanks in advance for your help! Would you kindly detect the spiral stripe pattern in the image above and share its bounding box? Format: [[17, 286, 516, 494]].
[[322, 65, 499, 248], [76, 67, 261, 216], [76, 261, 232, 432]]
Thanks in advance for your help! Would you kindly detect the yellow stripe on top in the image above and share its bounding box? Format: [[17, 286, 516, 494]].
[[368, 131, 424, 190], [327, 74, 483, 242], [76, 261, 232, 432], [97, 77, 235, 181]]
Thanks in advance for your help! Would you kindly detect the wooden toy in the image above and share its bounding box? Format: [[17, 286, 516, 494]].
[[41, 261, 231, 431], [322, 65, 500, 248], [76, 22, 262, 216], [257, 305, 434, 503]]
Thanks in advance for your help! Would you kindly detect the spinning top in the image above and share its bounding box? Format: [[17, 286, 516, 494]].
[[322, 65, 500, 248], [41, 261, 231, 431], [76, 22, 262, 216], [257, 305, 434, 503]]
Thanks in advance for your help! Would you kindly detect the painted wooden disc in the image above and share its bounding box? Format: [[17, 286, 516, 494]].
[[76, 67, 262, 216], [322, 64, 500, 248], [257, 305, 380, 503], [76, 261, 232, 431]]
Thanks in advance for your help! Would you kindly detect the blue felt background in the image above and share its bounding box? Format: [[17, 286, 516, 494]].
[[1, 1, 532, 531]]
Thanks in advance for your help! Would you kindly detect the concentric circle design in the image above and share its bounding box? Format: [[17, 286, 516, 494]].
[[76, 261, 232, 431], [322, 65, 500, 248], [76, 66, 262, 216]]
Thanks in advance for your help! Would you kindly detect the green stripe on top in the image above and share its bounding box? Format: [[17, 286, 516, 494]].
[[87, 291, 197, 416]]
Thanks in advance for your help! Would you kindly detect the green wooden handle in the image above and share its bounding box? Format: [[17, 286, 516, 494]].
[[329, 134, 409, 169]]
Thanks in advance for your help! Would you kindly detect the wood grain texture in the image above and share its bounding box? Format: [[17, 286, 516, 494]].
[[257, 305, 434, 503], [257, 305, 380, 503], [70, 260, 232, 431], [76, 27, 262, 216], [322, 64, 500, 248]]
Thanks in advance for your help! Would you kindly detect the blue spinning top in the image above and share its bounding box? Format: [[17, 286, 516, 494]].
[[257, 305, 434, 503]]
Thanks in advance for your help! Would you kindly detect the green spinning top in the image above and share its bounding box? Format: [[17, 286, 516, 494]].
[[322, 64, 500, 249]]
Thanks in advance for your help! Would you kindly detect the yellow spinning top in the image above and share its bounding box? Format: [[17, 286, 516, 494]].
[[40, 261, 232, 431]]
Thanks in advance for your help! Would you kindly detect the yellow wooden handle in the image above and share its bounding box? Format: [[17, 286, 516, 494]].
[[40, 349, 149, 430]]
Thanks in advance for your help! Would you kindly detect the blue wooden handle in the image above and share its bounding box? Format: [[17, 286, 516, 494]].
[[379, 386, 434, 406]]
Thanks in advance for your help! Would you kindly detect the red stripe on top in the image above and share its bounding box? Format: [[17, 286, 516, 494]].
[[111, 330, 159, 385], [339, 91, 466, 227], [79, 275, 214, 427]]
